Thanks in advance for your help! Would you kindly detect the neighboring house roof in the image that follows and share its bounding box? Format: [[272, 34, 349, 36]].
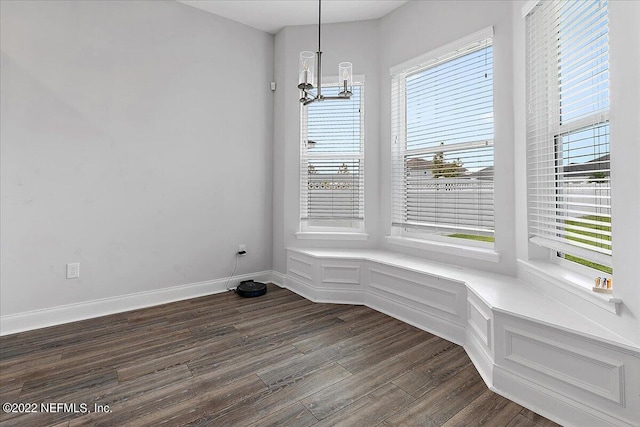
[[562, 154, 610, 177], [468, 166, 494, 180], [406, 158, 433, 171]]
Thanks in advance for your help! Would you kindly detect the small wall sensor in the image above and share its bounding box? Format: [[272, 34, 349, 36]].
[[270, 81, 276, 91]]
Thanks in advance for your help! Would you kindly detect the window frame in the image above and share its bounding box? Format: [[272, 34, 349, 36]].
[[299, 76, 365, 234], [389, 27, 496, 250], [525, 0, 613, 275]]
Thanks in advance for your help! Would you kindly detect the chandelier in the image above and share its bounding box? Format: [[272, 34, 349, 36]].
[[298, 0, 353, 106]]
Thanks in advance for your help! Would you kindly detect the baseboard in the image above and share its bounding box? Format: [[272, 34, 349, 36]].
[[366, 291, 466, 346], [464, 331, 494, 388], [0, 270, 273, 336], [283, 275, 364, 305], [492, 365, 636, 427], [283, 274, 318, 301], [270, 270, 286, 287], [283, 272, 464, 345]]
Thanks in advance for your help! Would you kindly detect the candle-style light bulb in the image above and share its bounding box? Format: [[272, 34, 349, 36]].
[[342, 70, 348, 95], [299, 51, 315, 90], [338, 62, 352, 97], [303, 61, 309, 86]]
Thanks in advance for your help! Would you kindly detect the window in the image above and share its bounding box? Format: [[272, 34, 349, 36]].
[[391, 28, 494, 246], [300, 82, 364, 231], [526, 0, 611, 273]]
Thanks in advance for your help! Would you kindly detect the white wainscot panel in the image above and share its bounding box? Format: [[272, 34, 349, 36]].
[[368, 265, 466, 325], [464, 292, 494, 388], [503, 326, 624, 405], [495, 319, 640, 426], [287, 254, 314, 284], [320, 261, 361, 288], [467, 295, 492, 350]]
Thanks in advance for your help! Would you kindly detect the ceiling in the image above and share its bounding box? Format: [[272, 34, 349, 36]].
[[177, 0, 410, 34]]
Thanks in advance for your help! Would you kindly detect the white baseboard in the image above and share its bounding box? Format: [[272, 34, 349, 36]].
[[492, 366, 636, 427], [366, 291, 466, 346], [283, 274, 364, 305], [0, 270, 273, 336], [282, 274, 317, 301], [283, 272, 464, 345], [270, 270, 286, 287], [464, 330, 494, 388]]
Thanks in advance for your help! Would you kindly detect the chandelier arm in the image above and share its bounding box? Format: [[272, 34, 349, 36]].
[[322, 95, 352, 100]]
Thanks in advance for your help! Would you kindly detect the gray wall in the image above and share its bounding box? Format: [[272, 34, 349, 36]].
[[0, 0, 274, 315]]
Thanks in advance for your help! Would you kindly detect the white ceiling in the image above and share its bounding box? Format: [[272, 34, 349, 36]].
[[177, 0, 410, 34]]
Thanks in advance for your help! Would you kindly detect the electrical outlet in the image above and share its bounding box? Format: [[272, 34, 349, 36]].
[[238, 244, 247, 255], [66, 263, 80, 279]]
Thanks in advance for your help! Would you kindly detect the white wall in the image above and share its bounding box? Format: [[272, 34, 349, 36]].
[[272, 20, 381, 274], [608, 0, 640, 345], [0, 0, 274, 316]]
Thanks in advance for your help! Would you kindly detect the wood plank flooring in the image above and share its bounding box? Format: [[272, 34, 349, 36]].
[[0, 284, 560, 426]]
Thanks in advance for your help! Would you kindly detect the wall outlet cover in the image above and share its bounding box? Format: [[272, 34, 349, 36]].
[[66, 263, 80, 279]]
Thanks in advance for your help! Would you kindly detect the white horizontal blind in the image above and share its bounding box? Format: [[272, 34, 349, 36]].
[[391, 35, 494, 238], [300, 84, 364, 222], [526, 0, 611, 266]]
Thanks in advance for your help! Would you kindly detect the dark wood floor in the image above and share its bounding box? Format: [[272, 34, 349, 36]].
[[0, 284, 559, 427]]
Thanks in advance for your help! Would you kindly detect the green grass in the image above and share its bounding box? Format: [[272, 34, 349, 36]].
[[448, 233, 495, 243], [447, 219, 612, 274], [446, 217, 612, 274], [564, 254, 612, 274], [562, 215, 612, 274], [564, 215, 611, 250]]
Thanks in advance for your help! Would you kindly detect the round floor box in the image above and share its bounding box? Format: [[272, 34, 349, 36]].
[[236, 280, 267, 298]]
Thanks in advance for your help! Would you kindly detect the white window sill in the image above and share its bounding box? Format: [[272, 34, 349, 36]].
[[295, 232, 369, 241], [519, 260, 622, 315], [385, 236, 501, 263]]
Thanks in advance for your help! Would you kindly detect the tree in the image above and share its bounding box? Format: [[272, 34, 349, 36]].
[[588, 171, 607, 184], [430, 149, 463, 178]]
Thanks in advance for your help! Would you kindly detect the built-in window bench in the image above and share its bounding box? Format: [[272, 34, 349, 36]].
[[284, 248, 640, 427]]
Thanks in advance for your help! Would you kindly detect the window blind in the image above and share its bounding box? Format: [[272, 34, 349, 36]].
[[391, 33, 494, 239], [300, 84, 364, 223], [526, 0, 611, 267]]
